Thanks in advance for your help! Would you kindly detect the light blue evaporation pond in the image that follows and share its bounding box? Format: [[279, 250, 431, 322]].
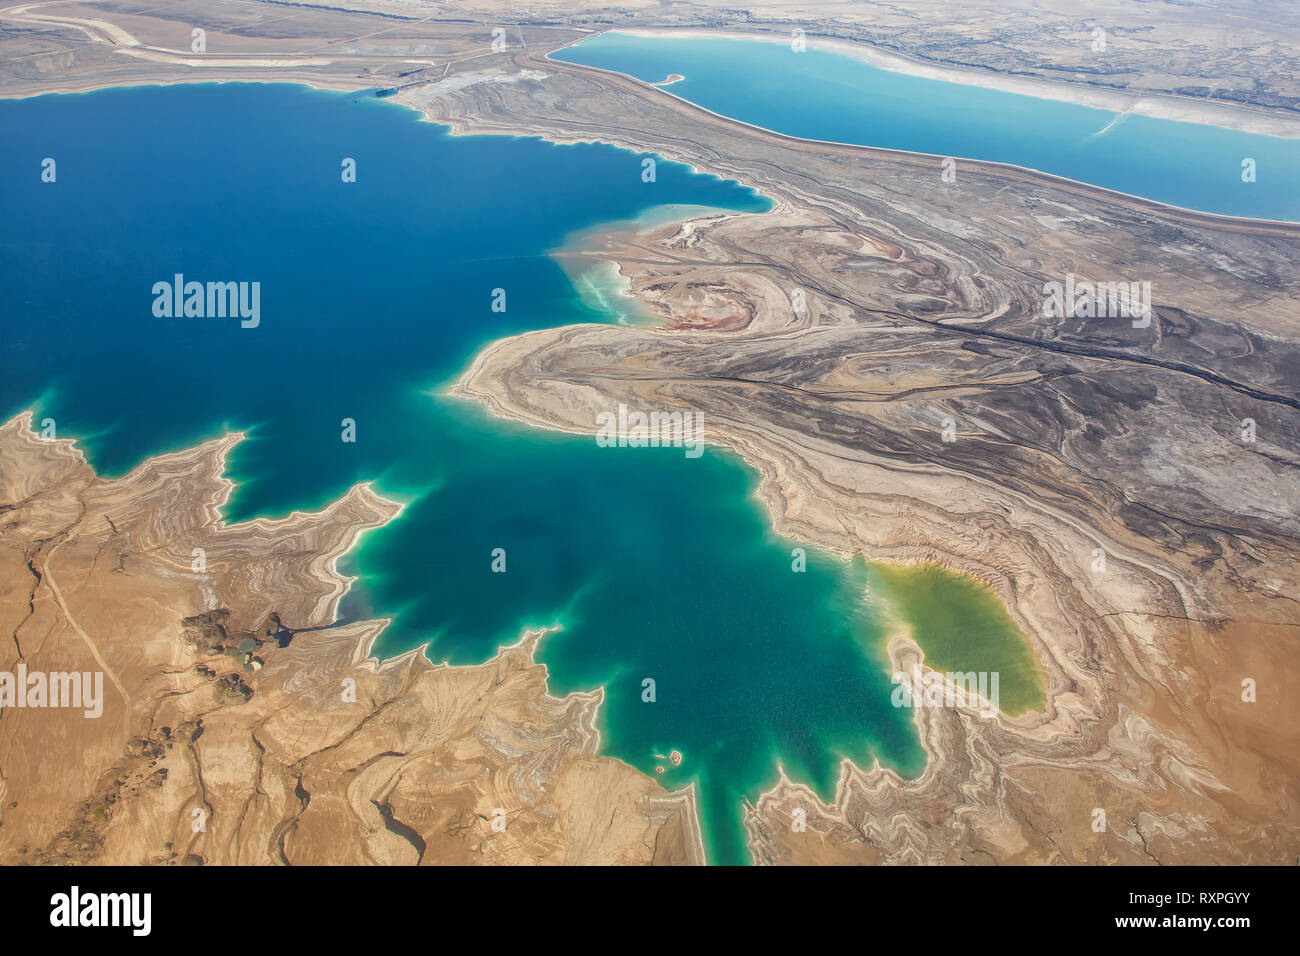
[[552, 31, 1300, 221], [0, 82, 926, 864]]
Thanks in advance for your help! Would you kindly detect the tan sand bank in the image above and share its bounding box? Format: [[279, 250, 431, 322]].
[[0, 413, 702, 865]]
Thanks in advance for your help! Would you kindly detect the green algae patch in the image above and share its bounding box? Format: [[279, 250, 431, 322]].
[[872, 562, 1047, 716]]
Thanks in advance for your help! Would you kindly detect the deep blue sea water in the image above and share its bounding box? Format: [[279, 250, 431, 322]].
[[1, 82, 931, 864], [553, 32, 1300, 221]]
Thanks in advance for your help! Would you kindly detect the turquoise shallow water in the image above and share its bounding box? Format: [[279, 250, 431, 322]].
[[0, 82, 926, 864], [553, 32, 1300, 221]]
